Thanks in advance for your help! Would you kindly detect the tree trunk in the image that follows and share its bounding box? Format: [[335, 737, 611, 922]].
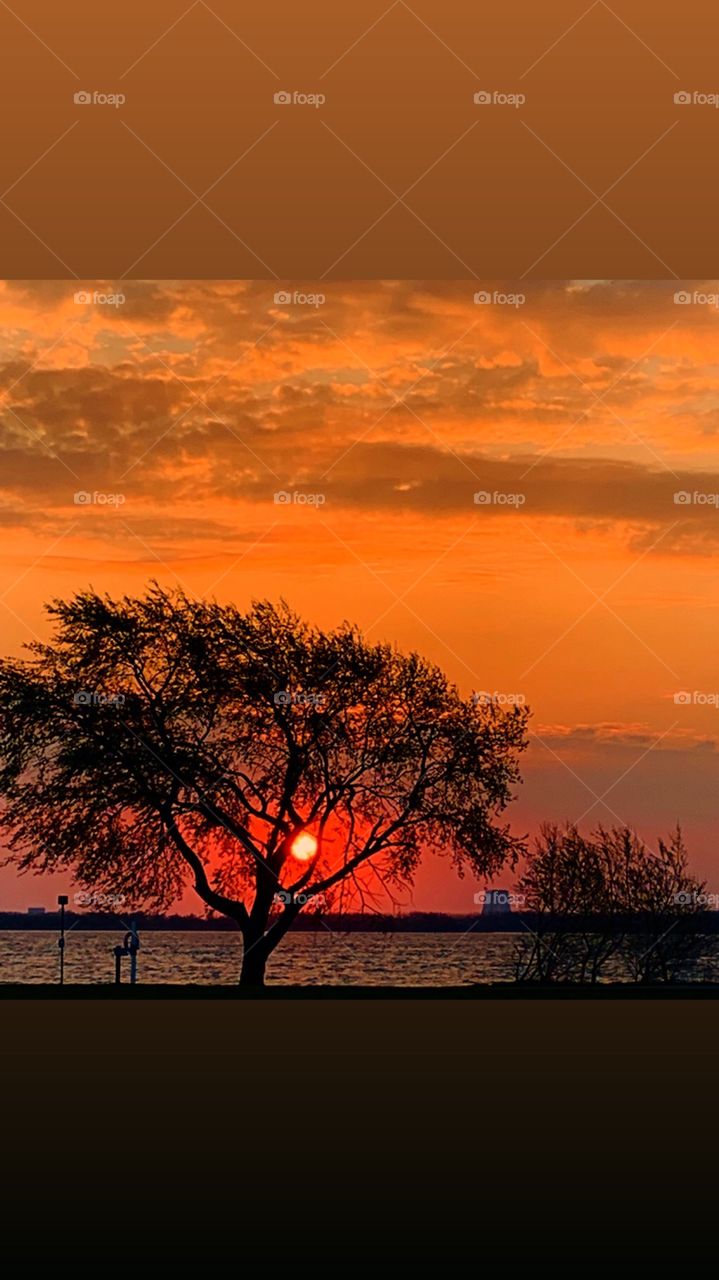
[[239, 859, 281, 986], [239, 936, 268, 987]]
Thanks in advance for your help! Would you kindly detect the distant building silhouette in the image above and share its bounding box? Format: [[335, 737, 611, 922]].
[[27, 906, 46, 916], [481, 889, 513, 917]]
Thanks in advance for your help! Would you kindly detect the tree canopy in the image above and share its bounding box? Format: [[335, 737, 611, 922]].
[[515, 823, 707, 984]]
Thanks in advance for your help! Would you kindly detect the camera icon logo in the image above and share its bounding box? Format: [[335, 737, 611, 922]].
[[274, 291, 292, 305], [74, 90, 92, 105], [674, 91, 692, 105], [674, 691, 692, 705], [73, 691, 93, 705], [473, 491, 492, 505], [274, 91, 292, 105], [473, 291, 491, 304], [473, 91, 492, 105], [274, 690, 292, 706], [673, 490, 692, 505], [274, 490, 292, 505], [73, 490, 92, 504], [674, 290, 692, 304], [74, 291, 92, 304]]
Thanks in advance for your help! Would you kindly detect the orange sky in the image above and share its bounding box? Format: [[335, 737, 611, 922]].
[[1, 279, 718, 911]]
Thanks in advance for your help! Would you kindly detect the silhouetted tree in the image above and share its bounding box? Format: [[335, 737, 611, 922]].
[[0, 585, 529, 984], [514, 823, 707, 984]]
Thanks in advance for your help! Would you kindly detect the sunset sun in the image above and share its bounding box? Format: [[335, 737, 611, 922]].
[[290, 832, 318, 863]]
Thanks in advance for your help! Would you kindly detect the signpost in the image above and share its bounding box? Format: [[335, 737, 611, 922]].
[[58, 894, 68, 985]]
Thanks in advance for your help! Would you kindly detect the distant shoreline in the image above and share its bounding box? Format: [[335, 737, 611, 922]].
[[3, 910, 719, 934]]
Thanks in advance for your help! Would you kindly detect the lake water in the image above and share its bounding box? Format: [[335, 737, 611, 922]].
[[0, 929, 521, 986], [4, 930, 718, 987]]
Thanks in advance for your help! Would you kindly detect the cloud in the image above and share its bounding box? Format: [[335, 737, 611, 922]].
[[2, 280, 719, 552], [535, 722, 719, 753]]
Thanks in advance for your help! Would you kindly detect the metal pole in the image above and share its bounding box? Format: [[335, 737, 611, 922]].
[[114, 946, 123, 984], [58, 894, 68, 985]]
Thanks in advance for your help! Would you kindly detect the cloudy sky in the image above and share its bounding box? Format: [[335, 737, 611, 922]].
[[1, 278, 718, 910]]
